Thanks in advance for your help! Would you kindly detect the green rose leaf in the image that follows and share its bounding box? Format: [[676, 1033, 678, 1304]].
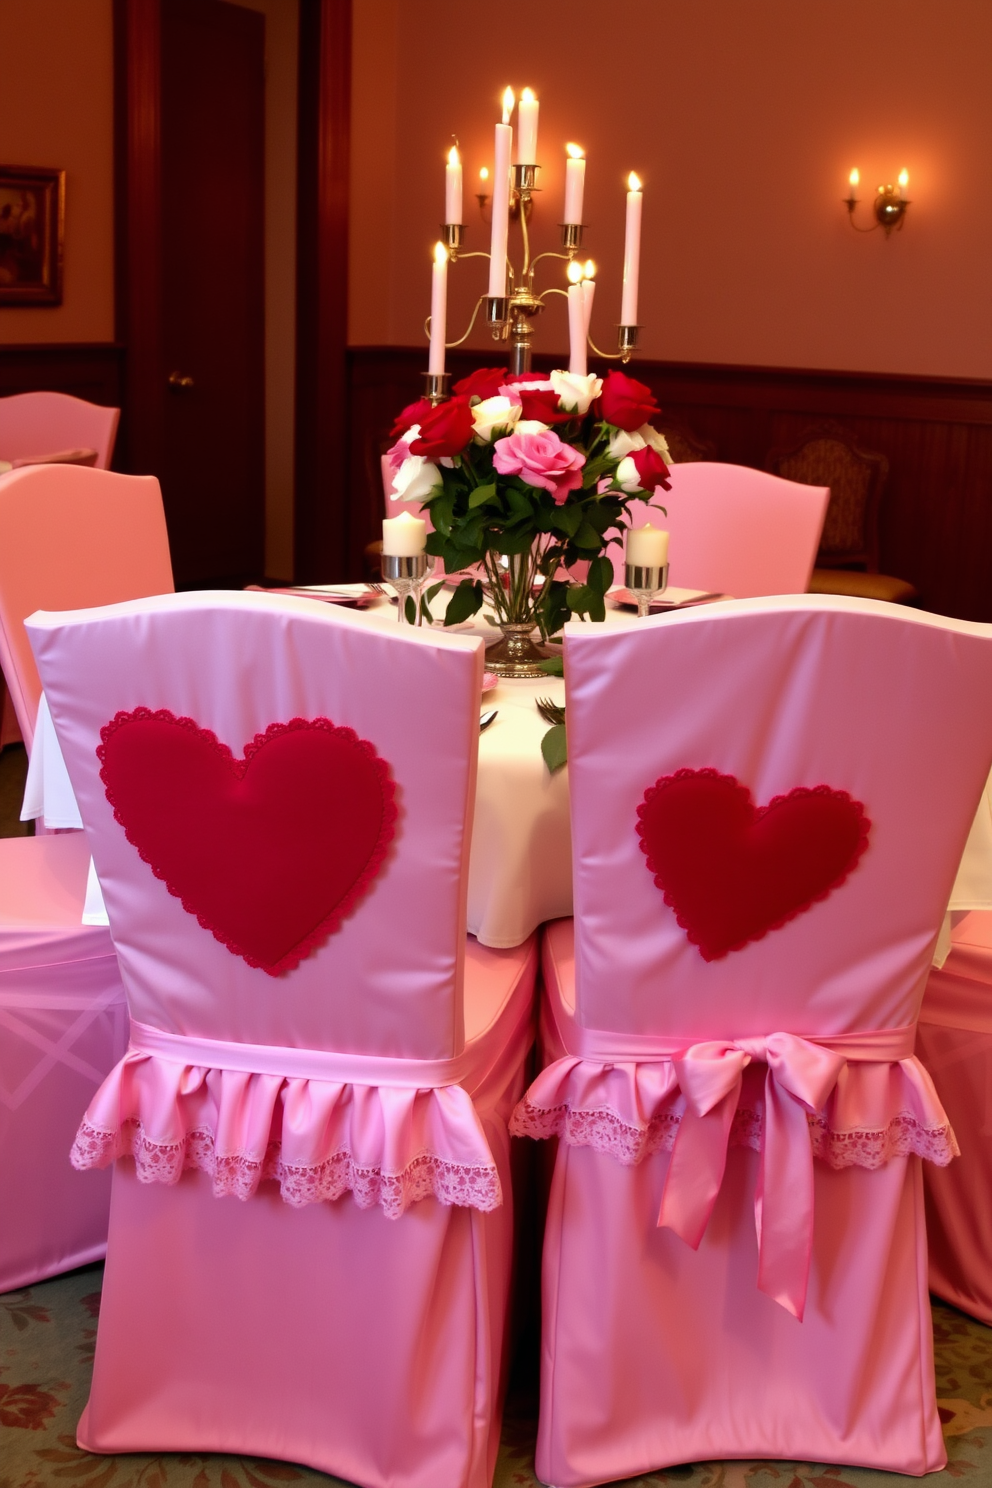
[[469, 482, 497, 509], [536, 654, 565, 676], [444, 578, 484, 626], [541, 723, 568, 774]]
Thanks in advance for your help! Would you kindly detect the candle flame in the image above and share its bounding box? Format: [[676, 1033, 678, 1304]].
[[521, 87, 536, 103], [502, 87, 515, 124], [434, 241, 448, 265], [848, 167, 859, 189], [479, 166, 489, 182], [567, 260, 584, 284], [898, 168, 909, 190], [448, 145, 460, 166], [583, 259, 596, 279], [566, 142, 584, 160], [628, 171, 642, 192]]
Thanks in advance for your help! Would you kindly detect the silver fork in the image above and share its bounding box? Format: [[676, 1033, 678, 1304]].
[[365, 582, 387, 596], [536, 696, 566, 727]]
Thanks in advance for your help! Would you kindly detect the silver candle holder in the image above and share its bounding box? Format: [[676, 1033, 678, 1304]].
[[625, 561, 669, 618], [381, 552, 431, 625]]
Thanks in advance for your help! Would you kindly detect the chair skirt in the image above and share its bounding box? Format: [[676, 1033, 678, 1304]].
[[0, 836, 126, 1292], [537, 1140, 944, 1485], [77, 965, 534, 1488], [919, 915, 992, 1324]]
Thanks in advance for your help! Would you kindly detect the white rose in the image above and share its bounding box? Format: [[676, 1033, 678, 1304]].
[[391, 453, 441, 502], [472, 395, 522, 443], [615, 455, 643, 493], [637, 423, 672, 463], [499, 377, 553, 394], [514, 419, 552, 436], [608, 428, 646, 460], [550, 369, 603, 416]]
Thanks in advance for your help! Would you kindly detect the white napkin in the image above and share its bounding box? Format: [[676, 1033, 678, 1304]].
[[20, 693, 109, 926], [21, 694, 84, 829]]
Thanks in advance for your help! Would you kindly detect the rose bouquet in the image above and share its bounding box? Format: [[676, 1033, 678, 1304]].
[[387, 366, 672, 639]]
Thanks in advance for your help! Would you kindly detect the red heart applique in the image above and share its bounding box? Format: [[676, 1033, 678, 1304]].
[[98, 710, 397, 976], [636, 768, 870, 961]]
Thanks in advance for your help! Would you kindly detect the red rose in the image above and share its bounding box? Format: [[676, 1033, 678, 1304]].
[[453, 367, 509, 401], [390, 398, 433, 437], [630, 445, 671, 492], [598, 370, 660, 432], [516, 388, 573, 425], [408, 396, 474, 459]]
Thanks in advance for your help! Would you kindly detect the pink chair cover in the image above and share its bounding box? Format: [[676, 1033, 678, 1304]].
[[28, 591, 537, 1485], [0, 391, 119, 471], [510, 595, 992, 1481], [611, 461, 829, 596], [0, 831, 126, 1291], [0, 464, 173, 751], [918, 910, 992, 1323]]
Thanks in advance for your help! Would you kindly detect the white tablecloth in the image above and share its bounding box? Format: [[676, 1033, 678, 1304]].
[[22, 589, 992, 949]]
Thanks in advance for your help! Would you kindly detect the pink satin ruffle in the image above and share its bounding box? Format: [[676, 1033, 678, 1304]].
[[511, 1008, 955, 1318], [73, 1047, 503, 1219]]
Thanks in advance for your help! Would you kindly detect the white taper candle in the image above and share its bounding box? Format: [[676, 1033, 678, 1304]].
[[564, 144, 585, 224], [428, 242, 448, 375], [445, 145, 462, 224], [488, 91, 514, 298], [621, 172, 643, 327]]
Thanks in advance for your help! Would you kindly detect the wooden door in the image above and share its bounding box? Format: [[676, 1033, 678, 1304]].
[[159, 0, 264, 586]]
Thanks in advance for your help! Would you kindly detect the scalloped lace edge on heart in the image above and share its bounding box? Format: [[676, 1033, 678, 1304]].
[[636, 768, 872, 961], [97, 709, 398, 976], [70, 1118, 501, 1218], [508, 1099, 958, 1170]]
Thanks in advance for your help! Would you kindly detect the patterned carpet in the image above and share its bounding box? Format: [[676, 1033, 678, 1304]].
[[1, 1264, 991, 1488]]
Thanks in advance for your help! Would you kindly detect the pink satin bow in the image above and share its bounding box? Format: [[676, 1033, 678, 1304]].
[[657, 1033, 846, 1320]]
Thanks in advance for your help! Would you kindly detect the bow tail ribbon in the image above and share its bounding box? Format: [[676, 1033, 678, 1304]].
[[657, 1035, 846, 1321]]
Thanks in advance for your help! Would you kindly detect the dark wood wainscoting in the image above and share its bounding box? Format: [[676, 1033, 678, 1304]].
[[0, 344, 124, 461], [346, 347, 992, 621]]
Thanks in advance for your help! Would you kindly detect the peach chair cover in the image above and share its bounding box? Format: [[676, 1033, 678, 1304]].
[[28, 591, 537, 1487], [612, 461, 829, 597], [0, 831, 127, 1290], [510, 595, 992, 1482], [918, 910, 992, 1323], [0, 391, 120, 471], [0, 464, 173, 751]]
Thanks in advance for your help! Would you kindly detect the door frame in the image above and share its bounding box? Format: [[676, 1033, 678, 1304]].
[[115, 0, 353, 582], [294, 0, 352, 582]]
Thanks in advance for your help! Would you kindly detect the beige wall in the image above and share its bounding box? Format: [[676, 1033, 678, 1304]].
[[349, 0, 992, 379], [0, 0, 115, 345]]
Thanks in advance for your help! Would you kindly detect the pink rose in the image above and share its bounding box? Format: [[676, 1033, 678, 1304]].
[[493, 429, 586, 504]]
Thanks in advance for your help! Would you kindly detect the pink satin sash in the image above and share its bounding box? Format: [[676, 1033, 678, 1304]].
[[128, 1019, 482, 1090], [559, 1016, 917, 1320]]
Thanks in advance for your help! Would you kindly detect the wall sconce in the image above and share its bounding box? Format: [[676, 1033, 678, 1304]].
[[844, 167, 911, 235]]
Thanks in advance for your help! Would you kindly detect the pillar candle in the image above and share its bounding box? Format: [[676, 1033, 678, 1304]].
[[626, 524, 669, 568], [445, 146, 462, 224], [488, 91, 514, 298], [567, 283, 586, 376], [428, 242, 448, 375], [515, 87, 539, 164], [383, 511, 427, 556], [564, 144, 585, 224], [621, 172, 643, 327]]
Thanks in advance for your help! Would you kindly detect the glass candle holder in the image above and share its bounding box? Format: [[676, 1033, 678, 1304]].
[[381, 552, 430, 625], [625, 561, 669, 618]]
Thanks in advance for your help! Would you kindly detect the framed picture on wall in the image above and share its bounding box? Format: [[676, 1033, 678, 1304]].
[[0, 165, 65, 305]]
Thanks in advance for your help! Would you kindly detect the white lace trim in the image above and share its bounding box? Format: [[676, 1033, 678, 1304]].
[[508, 1100, 958, 1170], [71, 1118, 502, 1218]]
